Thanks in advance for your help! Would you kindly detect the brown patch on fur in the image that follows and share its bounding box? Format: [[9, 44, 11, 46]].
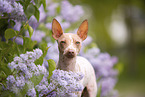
[[81, 87, 90, 97]]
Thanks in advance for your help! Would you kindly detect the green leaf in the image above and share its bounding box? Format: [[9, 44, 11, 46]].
[[97, 85, 102, 97], [25, 0, 31, 8], [0, 90, 15, 97], [41, 0, 46, 11], [21, 83, 29, 97], [34, 5, 40, 21], [47, 59, 56, 79], [56, 6, 61, 13], [30, 74, 44, 87], [34, 0, 41, 8], [4, 28, 17, 40], [36, 89, 39, 97], [34, 56, 43, 65], [25, 4, 35, 19], [9, 20, 15, 27], [23, 37, 37, 50], [39, 43, 49, 57], [0, 65, 11, 76], [28, 25, 34, 38]]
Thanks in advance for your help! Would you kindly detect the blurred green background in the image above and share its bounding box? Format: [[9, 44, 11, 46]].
[[71, 0, 145, 97]]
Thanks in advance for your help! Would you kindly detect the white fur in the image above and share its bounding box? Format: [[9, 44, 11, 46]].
[[58, 34, 97, 97], [63, 35, 77, 55]]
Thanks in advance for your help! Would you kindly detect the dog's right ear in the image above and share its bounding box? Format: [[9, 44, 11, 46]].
[[52, 19, 63, 40]]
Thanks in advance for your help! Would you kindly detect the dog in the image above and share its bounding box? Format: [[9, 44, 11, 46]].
[[51, 19, 97, 97]]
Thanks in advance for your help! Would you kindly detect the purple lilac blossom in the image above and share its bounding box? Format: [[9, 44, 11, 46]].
[[61, 1, 84, 23], [15, 37, 23, 45], [0, 0, 13, 13], [27, 88, 36, 97], [11, 2, 26, 21], [29, 16, 39, 30], [45, 16, 70, 31], [6, 49, 47, 95], [47, 3, 58, 16], [13, 21, 22, 31], [0, 0, 27, 21], [25, 30, 45, 43], [99, 77, 118, 97], [45, 42, 59, 63], [39, 5, 47, 22], [31, 30, 45, 43], [36, 69, 84, 97]]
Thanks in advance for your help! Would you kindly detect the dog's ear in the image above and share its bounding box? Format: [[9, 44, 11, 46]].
[[77, 20, 88, 41], [52, 19, 63, 40]]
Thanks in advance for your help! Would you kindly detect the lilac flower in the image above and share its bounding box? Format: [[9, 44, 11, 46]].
[[33, 48, 43, 59], [32, 30, 45, 42], [29, 16, 39, 30], [15, 75, 25, 89], [6, 49, 47, 95], [6, 75, 15, 85], [47, 3, 58, 16], [39, 5, 47, 22], [13, 21, 22, 31], [11, 2, 26, 21], [82, 36, 93, 46], [36, 69, 84, 97], [25, 30, 45, 43], [46, 16, 70, 31], [27, 88, 36, 97], [99, 77, 117, 97], [0, 0, 27, 21], [0, 0, 13, 13], [45, 42, 59, 63], [61, 1, 84, 23], [37, 65, 47, 75]]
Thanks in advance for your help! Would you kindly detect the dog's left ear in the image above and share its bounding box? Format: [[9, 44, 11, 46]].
[[77, 20, 88, 41], [52, 19, 63, 40]]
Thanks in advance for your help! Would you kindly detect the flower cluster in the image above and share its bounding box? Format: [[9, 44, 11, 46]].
[[36, 69, 84, 97], [0, 0, 26, 21], [61, 1, 84, 23], [46, 0, 84, 31], [6, 49, 47, 96]]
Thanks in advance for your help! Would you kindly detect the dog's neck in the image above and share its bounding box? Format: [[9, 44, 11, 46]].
[[57, 53, 77, 72]]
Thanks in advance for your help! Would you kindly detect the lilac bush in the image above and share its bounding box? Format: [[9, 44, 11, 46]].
[[5, 49, 84, 97], [0, 0, 119, 97]]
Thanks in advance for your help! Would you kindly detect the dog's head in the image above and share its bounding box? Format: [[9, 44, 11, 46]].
[[52, 19, 88, 58]]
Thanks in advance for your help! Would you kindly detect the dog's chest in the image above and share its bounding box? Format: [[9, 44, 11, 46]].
[[75, 56, 93, 86]]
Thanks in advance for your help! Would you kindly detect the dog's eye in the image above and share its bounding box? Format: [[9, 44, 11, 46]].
[[61, 41, 66, 44], [76, 41, 80, 45]]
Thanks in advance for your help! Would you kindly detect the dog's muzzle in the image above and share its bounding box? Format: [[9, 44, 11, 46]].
[[64, 50, 75, 58]]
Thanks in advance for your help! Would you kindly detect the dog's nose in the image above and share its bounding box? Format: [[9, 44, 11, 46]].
[[68, 50, 74, 54], [65, 50, 75, 58]]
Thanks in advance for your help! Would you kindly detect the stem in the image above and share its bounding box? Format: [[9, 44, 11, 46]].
[[0, 17, 9, 19], [13, 20, 29, 42], [43, 89, 56, 96]]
